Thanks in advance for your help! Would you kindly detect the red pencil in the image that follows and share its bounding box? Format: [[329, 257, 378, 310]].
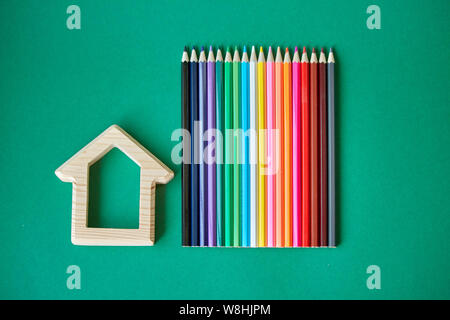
[[301, 47, 310, 247], [310, 48, 319, 247], [319, 49, 328, 247]]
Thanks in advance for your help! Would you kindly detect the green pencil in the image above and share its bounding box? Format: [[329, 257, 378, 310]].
[[232, 47, 241, 247], [224, 47, 233, 247], [215, 48, 224, 246]]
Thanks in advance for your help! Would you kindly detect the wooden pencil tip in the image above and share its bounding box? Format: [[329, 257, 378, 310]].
[[295, 46, 298, 52], [303, 47, 306, 53], [321, 48, 324, 53], [312, 48, 315, 53], [201, 46, 205, 52], [260, 46, 263, 53], [209, 45, 213, 51]]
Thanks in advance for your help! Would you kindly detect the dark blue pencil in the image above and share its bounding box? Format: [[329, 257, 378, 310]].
[[190, 48, 199, 246], [199, 47, 208, 246]]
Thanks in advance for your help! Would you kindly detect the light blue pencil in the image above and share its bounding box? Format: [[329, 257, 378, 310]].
[[198, 47, 207, 246], [241, 46, 250, 246]]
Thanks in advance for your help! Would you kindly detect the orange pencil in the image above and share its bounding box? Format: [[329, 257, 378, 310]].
[[310, 48, 319, 247], [283, 48, 292, 247], [274, 47, 284, 247]]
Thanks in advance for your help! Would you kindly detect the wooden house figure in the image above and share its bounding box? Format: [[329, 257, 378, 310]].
[[55, 125, 174, 246]]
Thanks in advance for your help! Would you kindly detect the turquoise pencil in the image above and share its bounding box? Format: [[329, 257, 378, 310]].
[[241, 46, 250, 246], [216, 48, 224, 246], [224, 48, 233, 246]]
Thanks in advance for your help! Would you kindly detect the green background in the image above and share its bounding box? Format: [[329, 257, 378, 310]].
[[0, 0, 449, 299]]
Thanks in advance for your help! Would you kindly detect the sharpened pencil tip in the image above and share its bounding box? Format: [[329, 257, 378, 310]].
[[321, 48, 324, 53], [330, 47, 333, 53], [303, 47, 306, 53], [260, 46, 263, 53], [209, 45, 213, 51], [243, 46, 247, 53], [201, 46, 205, 52], [285, 47, 289, 53], [312, 48, 315, 53]]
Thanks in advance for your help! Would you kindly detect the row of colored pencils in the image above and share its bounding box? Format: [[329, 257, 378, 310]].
[[181, 45, 335, 247]]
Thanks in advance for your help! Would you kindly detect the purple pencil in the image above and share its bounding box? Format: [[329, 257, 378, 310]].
[[207, 46, 217, 246]]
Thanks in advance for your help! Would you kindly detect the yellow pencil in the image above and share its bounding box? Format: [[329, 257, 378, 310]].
[[257, 47, 266, 247], [283, 48, 292, 247]]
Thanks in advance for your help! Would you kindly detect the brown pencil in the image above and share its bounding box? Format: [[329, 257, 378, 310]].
[[310, 48, 319, 247], [319, 49, 328, 247]]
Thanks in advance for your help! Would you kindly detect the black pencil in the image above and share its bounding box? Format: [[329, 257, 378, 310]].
[[319, 48, 328, 247], [181, 47, 191, 246], [327, 48, 335, 247]]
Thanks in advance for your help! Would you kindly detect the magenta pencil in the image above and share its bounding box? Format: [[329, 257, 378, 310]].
[[266, 47, 275, 247], [292, 47, 301, 246], [207, 46, 216, 246]]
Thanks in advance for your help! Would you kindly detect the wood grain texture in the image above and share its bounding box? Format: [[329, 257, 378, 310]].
[[55, 124, 174, 246]]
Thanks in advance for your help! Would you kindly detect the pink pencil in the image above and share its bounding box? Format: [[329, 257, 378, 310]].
[[266, 47, 275, 247], [292, 47, 301, 246]]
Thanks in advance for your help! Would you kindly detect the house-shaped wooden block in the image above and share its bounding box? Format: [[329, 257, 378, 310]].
[[55, 124, 174, 246]]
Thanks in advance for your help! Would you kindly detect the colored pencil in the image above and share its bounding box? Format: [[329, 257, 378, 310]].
[[182, 47, 191, 246], [274, 46, 284, 247], [249, 46, 258, 247], [283, 48, 292, 247], [327, 48, 335, 247], [216, 48, 224, 246], [198, 47, 207, 246], [233, 47, 241, 247], [301, 47, 310, 247], [241, 46, 250, 247], [319, 49, 328, 247], [224, 48, 233, 247], [190, 48, 199, 246], [184, 44, 336, 248], [266, 47, 275, 247], [292, 47, 301, 247], [207, 47, 216, 247], [257, 47, 266, 247], [310, 48, 319, 247]]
